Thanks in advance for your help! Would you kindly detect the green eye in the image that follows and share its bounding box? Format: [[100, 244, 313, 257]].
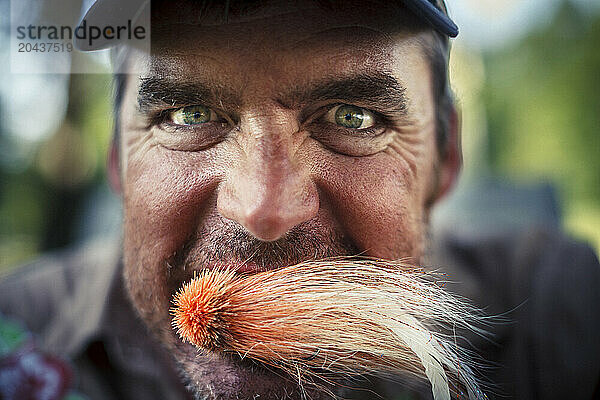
[[170, 105, 214, 125], [329, 104, 375, 129]]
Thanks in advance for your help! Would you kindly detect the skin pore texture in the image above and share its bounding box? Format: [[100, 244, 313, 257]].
[[113, 1, 462, 398]]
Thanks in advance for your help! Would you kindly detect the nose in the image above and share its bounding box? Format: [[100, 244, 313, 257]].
[[217, 113, 319, 242]]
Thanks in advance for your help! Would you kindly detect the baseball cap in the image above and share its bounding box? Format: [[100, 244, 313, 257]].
[[403, 0, 458, 37], [75, 0, 458, 51]]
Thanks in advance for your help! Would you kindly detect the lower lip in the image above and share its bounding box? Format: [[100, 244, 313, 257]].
[[232, 261, 269, 274]]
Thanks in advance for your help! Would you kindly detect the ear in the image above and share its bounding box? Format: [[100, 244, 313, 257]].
[[432, 105, 462, 203], [107, 138, 123, 194]]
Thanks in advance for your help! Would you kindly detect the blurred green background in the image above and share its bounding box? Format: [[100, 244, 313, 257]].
[[1, 0, 599, 273]]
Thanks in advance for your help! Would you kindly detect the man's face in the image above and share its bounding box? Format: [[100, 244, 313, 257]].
[[116, 1, 455, 398]]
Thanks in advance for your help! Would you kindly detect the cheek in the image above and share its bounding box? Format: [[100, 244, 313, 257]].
[[123, 146, 223, 267], [122, 146, 226, 330], [314, 149, 430, 260]]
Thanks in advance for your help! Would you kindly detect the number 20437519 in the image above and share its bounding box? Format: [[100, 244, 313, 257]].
[[18, 42, 73, 52]]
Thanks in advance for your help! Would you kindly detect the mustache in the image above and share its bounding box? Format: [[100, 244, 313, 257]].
[[171, 216, 361, 271], [171, 259, 490, 400]]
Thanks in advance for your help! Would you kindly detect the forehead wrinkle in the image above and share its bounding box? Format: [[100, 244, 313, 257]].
[[147, 53, 229, 79], [275, 26, 399, 81], [285, 25, 395, 52]]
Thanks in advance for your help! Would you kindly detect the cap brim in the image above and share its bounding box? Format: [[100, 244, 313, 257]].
[[74, 0, 149, 51], [402, 0, 459, 37]]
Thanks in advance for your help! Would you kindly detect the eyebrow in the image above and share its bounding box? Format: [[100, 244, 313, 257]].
[[137, 78, 240, 112], [137, 72, 408, 116], [283, 73, 409, 116]]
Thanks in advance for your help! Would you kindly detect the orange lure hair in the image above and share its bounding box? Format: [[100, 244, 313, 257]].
[[171, 259, 488, 400]]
